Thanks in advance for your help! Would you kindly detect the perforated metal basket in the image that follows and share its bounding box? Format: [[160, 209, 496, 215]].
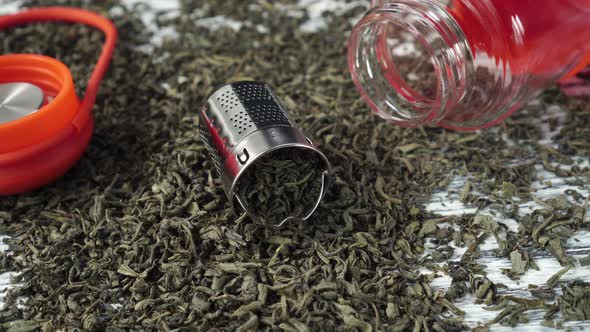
[[199, 81, 330, 226]]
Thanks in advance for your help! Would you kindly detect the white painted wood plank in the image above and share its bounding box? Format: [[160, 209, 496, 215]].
[[425, 101, 590, 330], [0, 235, 18, 310]]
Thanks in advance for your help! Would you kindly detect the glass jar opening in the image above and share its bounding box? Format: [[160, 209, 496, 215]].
[[349, 1, 470, 127]]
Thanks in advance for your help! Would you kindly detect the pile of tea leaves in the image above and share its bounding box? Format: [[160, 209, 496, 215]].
[[236, 148, 327, 227], [0, 0, 589, 331]]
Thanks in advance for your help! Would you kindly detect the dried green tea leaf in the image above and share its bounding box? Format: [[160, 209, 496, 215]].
[[530, 286, 555, 300], [580, 255, 590, 266], [396, 143, 423, 154], [546, 196, 569, 210], [279, 319, 311, 332], [236, 315, 259, 332], [232, 301, 261, 317], [547, 265, 572, 288], [386, 303, 399, 319], [217, 262, 262, 274], [510, 250, 526, 274], [334, 303, 372, 332], [3, 320, 41, 332], [117, 264, 146, 278], [558, 281, 590, 321], [419, 219, 438, 237], [547, 238, 575, 266], [459, 181, 472, 203], [471, 277, 497, 305], [500, 182, 518, 198]]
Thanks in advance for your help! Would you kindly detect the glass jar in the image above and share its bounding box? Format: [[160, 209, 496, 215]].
[[348, 0, 590, 130]]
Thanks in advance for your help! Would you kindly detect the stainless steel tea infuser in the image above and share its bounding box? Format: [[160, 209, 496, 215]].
[[199, 81, 330, 226]]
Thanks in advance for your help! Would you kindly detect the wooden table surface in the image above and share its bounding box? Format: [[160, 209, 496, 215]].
[[1, 1, 589, 330]]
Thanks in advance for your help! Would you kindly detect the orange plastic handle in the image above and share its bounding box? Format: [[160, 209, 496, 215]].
[[0, 7, 117, 151]]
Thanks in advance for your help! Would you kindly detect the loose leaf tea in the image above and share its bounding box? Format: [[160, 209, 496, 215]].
[[547, 265, 572, 288], [0, 0, 589, 331], [236, 148, 325, 227], [558, 281, 590, 321]]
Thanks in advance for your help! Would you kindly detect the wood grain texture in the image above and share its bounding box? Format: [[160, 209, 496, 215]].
[[425, 103, 590, 330]]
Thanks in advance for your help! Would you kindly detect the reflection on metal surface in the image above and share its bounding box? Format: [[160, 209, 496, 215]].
[[0, 82, 44, 124]]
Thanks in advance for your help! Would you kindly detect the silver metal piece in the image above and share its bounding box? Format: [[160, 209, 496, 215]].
[[200, 81, 330, 227], [0, 83, 44, 124]]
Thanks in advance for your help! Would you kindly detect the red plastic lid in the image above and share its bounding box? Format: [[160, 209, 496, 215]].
[[0, 7, 117, 195]]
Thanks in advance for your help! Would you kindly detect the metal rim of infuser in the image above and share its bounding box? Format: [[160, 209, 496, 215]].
[[199, 81, 330, 227], [232, 144, 329, 226]]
